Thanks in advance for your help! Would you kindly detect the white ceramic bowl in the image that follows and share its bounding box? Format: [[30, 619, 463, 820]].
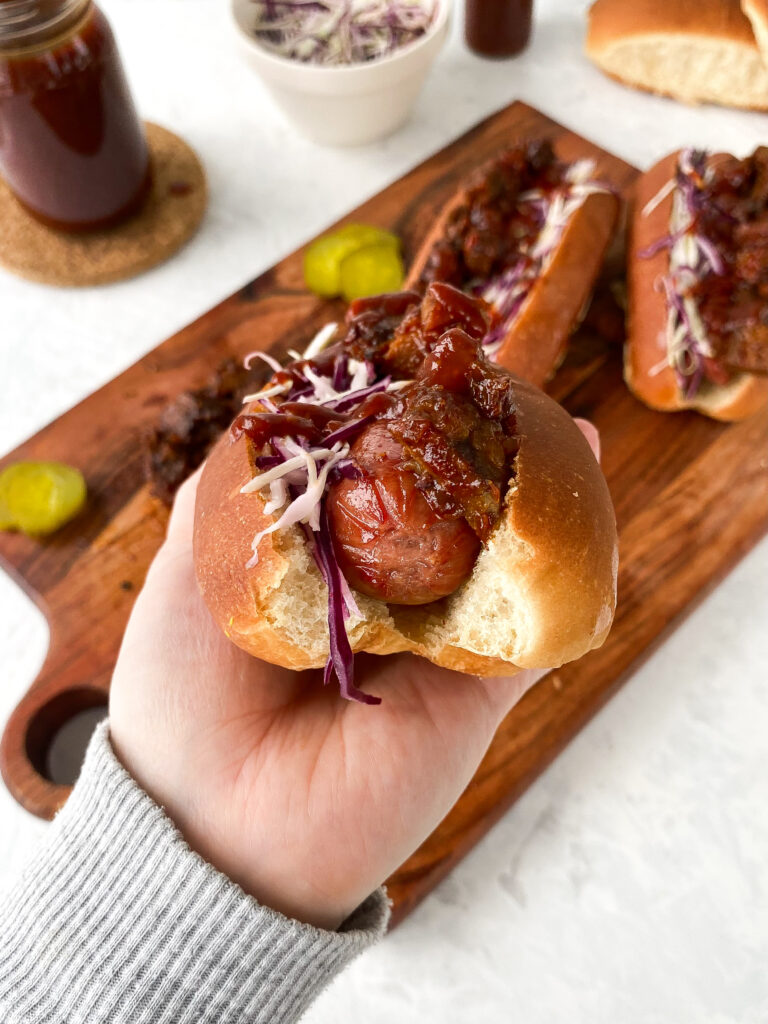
[[231, 0, 451, 146]]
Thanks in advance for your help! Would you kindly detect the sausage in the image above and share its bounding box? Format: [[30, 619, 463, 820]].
[[326, 423, 480, 605]]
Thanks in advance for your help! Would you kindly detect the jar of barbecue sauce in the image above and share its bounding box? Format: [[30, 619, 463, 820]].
[[465, 0, 533, 58], [0, 0, 150, 231]]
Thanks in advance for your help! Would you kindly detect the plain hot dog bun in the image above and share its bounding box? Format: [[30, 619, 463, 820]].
[[626, 150, 768, 421], [743, 0, 768, 63], [586, 0, 768, 111], [404, 157, 619, 389], [194, 378, 618, 678]]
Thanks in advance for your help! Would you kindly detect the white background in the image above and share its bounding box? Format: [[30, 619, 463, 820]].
[[1, 1, 767, 1020]]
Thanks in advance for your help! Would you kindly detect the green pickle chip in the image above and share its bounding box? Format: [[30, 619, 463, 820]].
[[0, 461, 87, 536], [0, 494, 14, 531], [304, 224, 400, 298], [304, 235, 360, 298], [333, 224, 400, 250], [339, 243, 405, 301]]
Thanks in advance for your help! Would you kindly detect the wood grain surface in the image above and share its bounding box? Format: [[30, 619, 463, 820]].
[[1, 102, 766, 926]]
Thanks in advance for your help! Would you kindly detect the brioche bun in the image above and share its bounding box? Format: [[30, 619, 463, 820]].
[[194, 378, 618, 679], [626, 150, 768, 422], [405, 162, 618, 389], [586, 0, 768, 111]]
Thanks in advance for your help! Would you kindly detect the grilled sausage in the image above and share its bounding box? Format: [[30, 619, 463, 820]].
[[326, 423, 480, 605]]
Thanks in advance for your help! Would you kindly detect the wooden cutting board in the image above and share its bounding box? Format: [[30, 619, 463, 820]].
[[2, 102, 766, 926]]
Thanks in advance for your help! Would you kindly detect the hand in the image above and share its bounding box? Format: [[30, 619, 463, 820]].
[[110, 422, 600, 930]]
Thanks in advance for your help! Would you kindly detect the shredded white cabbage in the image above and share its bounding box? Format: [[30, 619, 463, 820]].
[[480, 158, 609, 349], [237, 326, 405, 567], [249, 0, 436, 67], [637, 149, 727, 393], [302, 321, 338, 360], [244, 443, 350, 566], [242, 381, 290, 403], [303, 364, 343, 402], [386, 379, 414, 392], [642, 177, 676, 219], [264, 478, 288, 515], [240, 448, 341, 494], [244, 350, 284, 373], [664, 169, 716, 377], [348, 358, 369, 391]]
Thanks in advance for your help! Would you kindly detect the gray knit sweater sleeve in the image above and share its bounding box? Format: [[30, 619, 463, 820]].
[[0, 722, 389, 1024]]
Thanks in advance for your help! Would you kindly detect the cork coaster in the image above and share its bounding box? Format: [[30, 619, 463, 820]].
[[0, 122, 207, 287]]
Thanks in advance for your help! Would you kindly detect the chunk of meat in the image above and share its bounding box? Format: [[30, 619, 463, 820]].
[[723, 321, 768, 374]]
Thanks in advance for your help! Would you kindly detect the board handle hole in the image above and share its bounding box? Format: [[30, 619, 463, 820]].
[[25, 689, 108, 787]]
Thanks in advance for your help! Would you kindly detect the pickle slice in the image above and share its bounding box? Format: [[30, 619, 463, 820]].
[[304, 224, 400, 298], [0, 461, 87, 536], [333, 224, 400, 251], [339, 243, 405, 301], [0, 494, 14, 531], [304, 235, 359, 298]]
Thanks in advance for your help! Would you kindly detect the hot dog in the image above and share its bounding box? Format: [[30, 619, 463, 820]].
[[404, 139, 620, 388], [327, 423, 481, 604], [327, 316, 519, 605], [626, 146, 768, 420], [194, 284, 618, 703]]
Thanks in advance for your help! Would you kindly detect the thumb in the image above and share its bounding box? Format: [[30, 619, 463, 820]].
[[573, 418, 601, 463], [141, 465, 203, 593]]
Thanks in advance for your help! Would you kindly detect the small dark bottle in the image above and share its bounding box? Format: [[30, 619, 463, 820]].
[[465, 0, 533, 58], [0, 0, 150, 232]]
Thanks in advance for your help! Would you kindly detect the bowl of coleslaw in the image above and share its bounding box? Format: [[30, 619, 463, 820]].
[[231, 0, 450, 146]]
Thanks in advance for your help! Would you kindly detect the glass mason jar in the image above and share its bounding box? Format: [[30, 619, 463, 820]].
[[0, 0, 150, 231], [465, 0, 533, 58]]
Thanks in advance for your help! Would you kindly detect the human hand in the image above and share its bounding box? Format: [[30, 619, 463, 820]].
[[110, 422, 600, 930]]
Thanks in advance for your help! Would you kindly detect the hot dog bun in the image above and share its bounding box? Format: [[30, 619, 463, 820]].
[[586, 0, 768, 111], [743, 0, 768, 64], [626, 150, 768, 421], [194, 377, 618, 677], [404, 162, 619, 389]]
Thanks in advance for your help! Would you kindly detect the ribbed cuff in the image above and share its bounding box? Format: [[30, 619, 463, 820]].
[[0, 722, 389, 1024]]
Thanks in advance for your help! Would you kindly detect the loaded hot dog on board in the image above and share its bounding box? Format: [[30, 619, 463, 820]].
[[148, 140, 619, 506], [405, 140, 619, 388], [194, 284, 617, 704], [627, 147, 768, 420]]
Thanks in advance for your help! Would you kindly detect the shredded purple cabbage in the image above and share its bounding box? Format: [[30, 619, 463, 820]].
[[310, 509, 380, 705], [323, 413, 377, 446], [476, 166, 609, 353], [324, 376, 391, 413], [254, 454, 284, 469], [331, 459, 363, 480], [637, 225, 689, 260], [238, 332, 391, 703], [249, 0, 436, 66], [660, 278, 706, 398], [639, 147, 724, 398], [332, 353, 350, 391]]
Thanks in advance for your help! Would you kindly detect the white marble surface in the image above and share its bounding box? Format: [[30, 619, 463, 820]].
[[1, 0, 767, 1019]]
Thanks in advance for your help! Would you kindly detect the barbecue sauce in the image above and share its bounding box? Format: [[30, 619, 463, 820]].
[[0, 0, 150, 231], [465, 0, 533, 58], [690, 148, 768, 378], [235, 285, 519, 543], [416, 140, 563, 295]]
